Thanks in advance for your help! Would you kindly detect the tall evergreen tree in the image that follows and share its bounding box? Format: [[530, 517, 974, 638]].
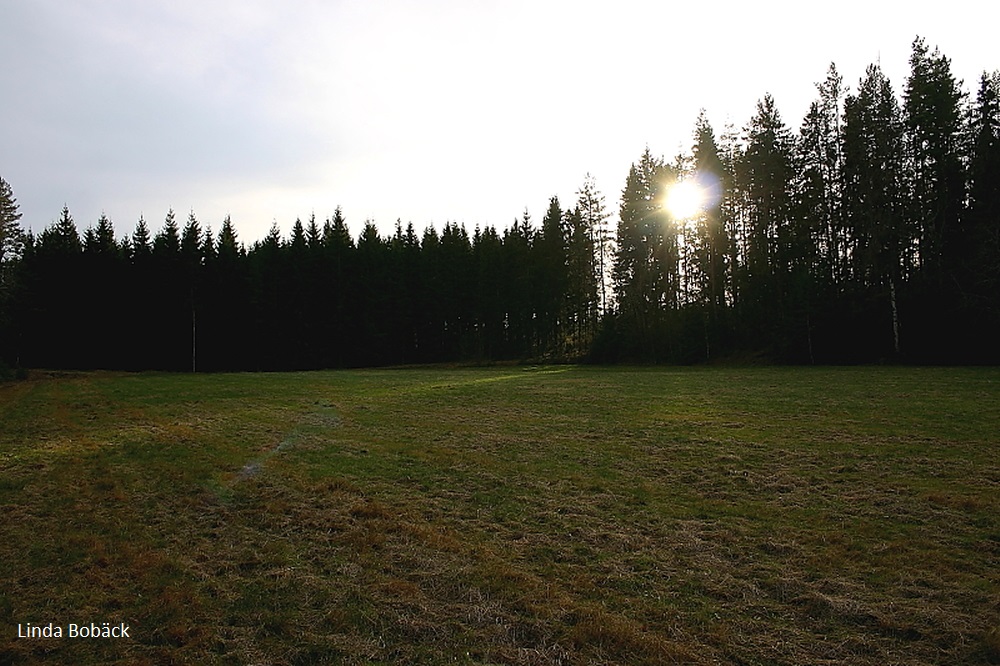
[[322, 207, 355, 366], [843, 64, 907, 357], [0, 177, 25, 272], [130, 215, 152, 261], [735, 94, 795, 353], [0, 177, 25, 367], [27, 207, 84, 368], [577, 174, 612, 315], [181, 211, 204, 371], [82, 213, 124, 368], [614, 148, 676, 359], [84, 213, 118, 256], [969, 72, 1000, 278], [963, 71, 1000, 358], [305, 213, 322, 250], [564, 205, 595, 354], [472, 224, 505, 359], [150, 209, 186, 369], [503, 211, 535, 357], [355, 221, 390, 365], [904, 37, 966, 279], [533, 196, 569, 357], [204, 215, 248, 370], [123, 216, 155, 369], [690, 112, 729, 314], [44, 206, 83, 255], [796, 64, 847, 290], [686, 112, 731, 360]]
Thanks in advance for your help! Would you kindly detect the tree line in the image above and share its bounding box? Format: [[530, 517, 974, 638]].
[[1, 37, 997, 372]]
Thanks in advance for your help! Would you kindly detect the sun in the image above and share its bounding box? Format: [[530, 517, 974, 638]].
[[664, 180, 707, 220]]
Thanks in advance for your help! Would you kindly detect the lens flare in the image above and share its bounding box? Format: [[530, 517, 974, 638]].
[[663, 173, 721, 220], [665, 180, 706, 219]]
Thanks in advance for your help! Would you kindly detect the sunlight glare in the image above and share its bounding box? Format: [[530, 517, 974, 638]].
[[664, 180, 707, 220]]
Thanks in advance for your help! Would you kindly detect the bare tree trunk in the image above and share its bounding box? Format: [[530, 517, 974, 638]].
[[890, 278, 900, 356], [191, 295, 197, 373]]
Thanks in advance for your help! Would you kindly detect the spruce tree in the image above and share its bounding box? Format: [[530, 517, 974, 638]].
[[82, 213, 124, 368], [150, 209, 185, 369], [0, 177, 24, 270], [503, 211, 535, 357], [904, 37, 966, 279], [29, 207, 83, 367], [691, 112, 729, 314], [533, 196, 569, 357], [472, 224, 504, 359], [130, 216, 152, 261], [843, 64, 907, 357], [577, 174, 611, 316], [614, 148, 675, 359], [964, 71, 1000, 359], [736, 94, 795, 353], [796, 64, 846, 290], [0, 177, 24, 368]]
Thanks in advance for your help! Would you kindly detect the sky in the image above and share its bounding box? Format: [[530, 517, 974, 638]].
[[1, 0, 996, 244]]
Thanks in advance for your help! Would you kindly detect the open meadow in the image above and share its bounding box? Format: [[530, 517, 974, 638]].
[[1, 366, 998, 665]]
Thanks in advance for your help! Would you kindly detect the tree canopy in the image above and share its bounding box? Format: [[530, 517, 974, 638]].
[[3, 38, 998, 371]]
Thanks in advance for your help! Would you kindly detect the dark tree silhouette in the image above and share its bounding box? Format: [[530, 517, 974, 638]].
[[7, 38, 998, 370]]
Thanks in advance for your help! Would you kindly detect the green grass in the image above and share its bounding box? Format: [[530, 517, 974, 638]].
[[1, 366, 999, 664]]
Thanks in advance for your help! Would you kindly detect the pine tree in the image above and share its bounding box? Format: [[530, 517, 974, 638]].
[[0, 177, 24, 270], [130, 215, 152, 262], [180, 211, 204, 371], [614, 148, 676, 359], [181, 211, 203, 263], [564, 205, 595, 353], [796, 64, 846, 289], [969, 73, 1000, 275], [904, 37, 966, 278], [503, 211, 535, 357], [682, 112, 732, 360], [577, 174, 612, 315], [285, 217, 312, 368], [289, 218, 307, 257], [45, 206, 83, 255], [690, 111, 729, 314], [122, 216, 154, 369], [735, 94, 796, 352], [843, 63, 907, 357], [149, 209, 185, 369], [355, 221, 390, 364], [322, 207, 355, 366], [154, 209, 181, 255], [439, 222, 474, 358], [964, 71, 1000, 358], [204, 215, 247, 371], [28, 206, 84, 367], [0, 177, 25, 368], [472, 224, 504, 359], [306, 213, 322, 251], [388, 220, 422, 363], [217, 216, 241, 262], [82, 212, 124, 368], [533, 196, 569, 357]]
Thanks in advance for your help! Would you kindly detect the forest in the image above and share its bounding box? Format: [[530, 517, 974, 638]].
[[0, 37, 998, 372]]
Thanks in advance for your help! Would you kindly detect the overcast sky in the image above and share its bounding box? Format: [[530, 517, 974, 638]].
[[2, 0, 995, 243]]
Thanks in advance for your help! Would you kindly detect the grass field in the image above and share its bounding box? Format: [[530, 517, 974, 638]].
[[1, 366, 998, 665]]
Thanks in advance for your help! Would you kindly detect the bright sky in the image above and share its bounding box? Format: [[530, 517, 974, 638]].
[[1, 0, 995, 243]]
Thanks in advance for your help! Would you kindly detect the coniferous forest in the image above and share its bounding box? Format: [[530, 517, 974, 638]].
[[1, 38, 998, 372]]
